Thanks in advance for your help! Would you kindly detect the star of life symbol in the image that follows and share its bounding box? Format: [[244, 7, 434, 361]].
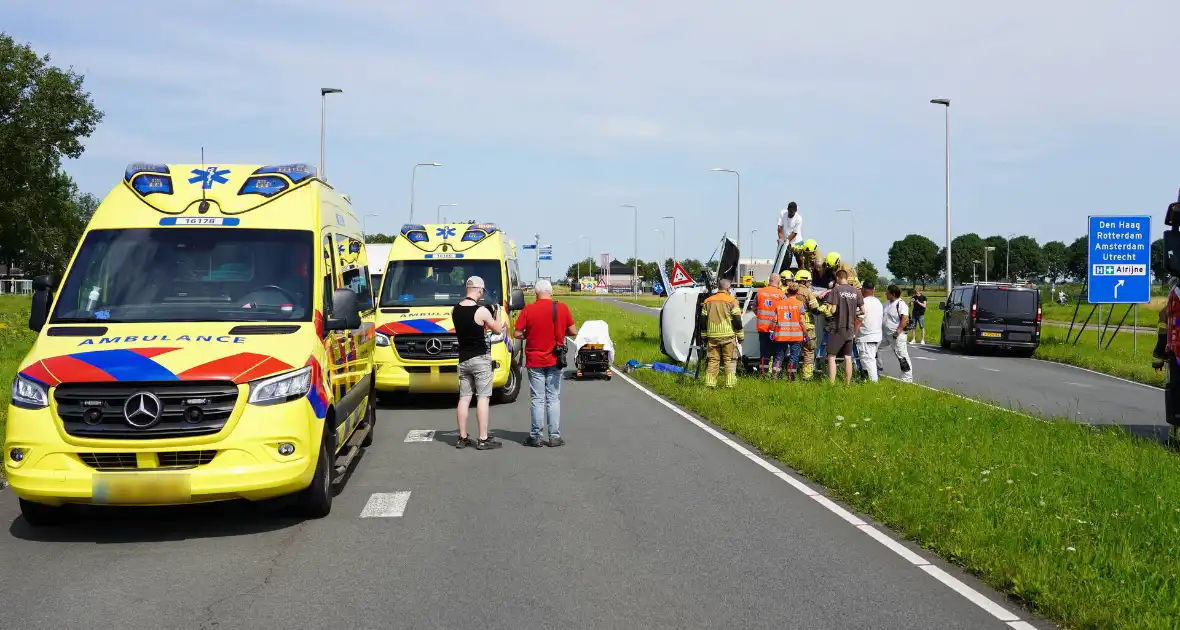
[[188, 166, 231, 190], [436, 226, 456, 240]]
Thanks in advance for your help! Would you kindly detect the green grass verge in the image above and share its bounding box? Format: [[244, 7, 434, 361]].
[[568, 298, 1180, 630], [1, 296, 36, 446]]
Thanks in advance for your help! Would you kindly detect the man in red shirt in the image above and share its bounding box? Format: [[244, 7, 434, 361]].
[[513, 280, 578, 447]]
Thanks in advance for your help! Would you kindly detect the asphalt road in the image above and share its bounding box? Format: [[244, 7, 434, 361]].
[[612, 298, 1170, 442], [0, 351, 1043, 629]]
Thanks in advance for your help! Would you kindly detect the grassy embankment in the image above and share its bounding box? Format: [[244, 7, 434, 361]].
[[567, 297, 1180, 630], [617, 289, 1165, 387]]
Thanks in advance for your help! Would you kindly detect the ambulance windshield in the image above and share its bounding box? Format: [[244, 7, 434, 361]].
[[379, 259, 503, 307], [50, 228, 314, 323]]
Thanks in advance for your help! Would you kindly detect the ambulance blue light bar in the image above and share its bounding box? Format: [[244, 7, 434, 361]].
[[131, 173, 174, 196], [238, 175, 289, 198], [125, 163, 170, 180], [254, 163, 317, 183], [401, 224, 429, 243]]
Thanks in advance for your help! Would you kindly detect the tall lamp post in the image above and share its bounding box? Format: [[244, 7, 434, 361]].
[[409, 162, 441, 223], [319, 88, 343, 182], [749, 228, 758, 278], [931, 98, 951, 294], [984, 246, 996, 282], [972, 259, 981, 284], [1005, 233, 1016, 281], [662, 215, 677, 263], [837, 208, 856, 265], [620, 204, 638, 295], [362, 213, 379, 240], [711, 168, 741, 254], [436, 203, 457, 223]]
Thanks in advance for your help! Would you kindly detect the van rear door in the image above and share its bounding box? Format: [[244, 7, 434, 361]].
[[974, 287, 1039, 343]]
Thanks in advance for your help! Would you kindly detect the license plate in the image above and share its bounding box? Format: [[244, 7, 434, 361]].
[[981, 331, 1002, 338], [93, 472, 191, 505]]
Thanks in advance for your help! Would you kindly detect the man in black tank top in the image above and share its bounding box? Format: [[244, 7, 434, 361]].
[[453, 276, 506, 450]]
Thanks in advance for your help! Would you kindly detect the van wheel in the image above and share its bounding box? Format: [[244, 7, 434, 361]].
[[939, 328, 950, 349], [361, 379, 376, 447], [493, 361, 522, 404], [19, 499, 67, 527], [293, 428, 334, 518]]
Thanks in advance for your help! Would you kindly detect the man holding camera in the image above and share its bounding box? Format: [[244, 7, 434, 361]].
[[453, 276, 506, 450], [513, 280, 578, 447]]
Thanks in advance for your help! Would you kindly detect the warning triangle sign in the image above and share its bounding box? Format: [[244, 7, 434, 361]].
[[669, 262, 694, 287]]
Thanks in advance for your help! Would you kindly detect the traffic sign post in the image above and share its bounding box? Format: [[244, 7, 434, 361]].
[[1087, 215, 1151, 305]]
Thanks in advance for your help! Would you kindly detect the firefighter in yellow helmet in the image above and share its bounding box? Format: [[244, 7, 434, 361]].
[[819, 251, 859, 289], [700, 277, 743, 388], [789, 238, 819, 272], [790, 268, 832, 380]]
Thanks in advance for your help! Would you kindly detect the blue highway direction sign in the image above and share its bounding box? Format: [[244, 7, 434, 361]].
[[1087, 215, 1151, 304]]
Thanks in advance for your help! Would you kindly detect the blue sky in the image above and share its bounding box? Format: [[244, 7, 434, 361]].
[[10, 0, 1180, 279]]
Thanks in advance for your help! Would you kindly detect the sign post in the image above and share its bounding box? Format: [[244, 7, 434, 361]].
[[1087, 215, 1152, 349]]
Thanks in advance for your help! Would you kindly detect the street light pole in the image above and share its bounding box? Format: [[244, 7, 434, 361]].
[[362, 213, 378, 240], [931, 98, 951, 294], [984, 246, 995, 282], [1006, 233, 1016, 281], [711, 169, 741, 254], [319, 88, 343, 182], [662, 215, 676, 263], [749, 229, 758, 277], [436, 203, 457, 223], [837, 208, 855, 265], [409, 162, 441, 223], [620, 204, 638, 295]]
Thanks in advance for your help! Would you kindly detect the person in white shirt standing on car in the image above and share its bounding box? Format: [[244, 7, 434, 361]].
[[880, 284, 914, 383], [777, 201, 804, 268], [855, 280, 884, 382]]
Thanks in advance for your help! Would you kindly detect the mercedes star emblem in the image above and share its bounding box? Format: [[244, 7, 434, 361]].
[[425, 338, 443, 355], [123, 391, 163, 429]]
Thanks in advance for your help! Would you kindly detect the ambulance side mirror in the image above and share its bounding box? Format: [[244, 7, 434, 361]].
[[1164, 230, 1180, 277], [509, 289, 525, 311], [28, 275, 54, 333], [326, 288, 362, 332]]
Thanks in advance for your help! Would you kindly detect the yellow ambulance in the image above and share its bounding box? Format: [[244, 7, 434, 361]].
[[373, 222, 525, 402], [5, 162, 377, 525]]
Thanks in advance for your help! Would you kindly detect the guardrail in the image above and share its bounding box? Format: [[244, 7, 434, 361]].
[[0, 279, 33, 295]]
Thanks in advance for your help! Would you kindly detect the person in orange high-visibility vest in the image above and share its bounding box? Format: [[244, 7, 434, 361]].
[[754, 272, 786, 374], [770, 283, 806, 379]]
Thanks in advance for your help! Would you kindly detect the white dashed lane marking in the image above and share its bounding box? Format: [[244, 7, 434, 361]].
[[360, 491, 412, 518], [1064, 382, 1094, 388], [404, 429, 436, 442]]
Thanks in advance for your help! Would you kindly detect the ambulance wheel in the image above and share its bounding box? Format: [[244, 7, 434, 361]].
[[18, 499, 68, 527], [361, 378, 376, 447], [293, 426, 334, 519], [493, 361, 522, 404]]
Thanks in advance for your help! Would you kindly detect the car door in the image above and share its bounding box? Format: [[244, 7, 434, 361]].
[[332, 231, 376, 442], [321, 230, 351, 447], [945, 288, 962, 339]]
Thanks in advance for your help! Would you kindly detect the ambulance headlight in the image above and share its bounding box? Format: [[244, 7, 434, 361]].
[[248, 366, 312, 405], [11, 374, 49, 410], [375, 333, 391, 347]]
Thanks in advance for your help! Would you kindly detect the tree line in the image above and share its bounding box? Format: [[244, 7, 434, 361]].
[[0, 33, 103, 278], [886, 233, 1166, 287]]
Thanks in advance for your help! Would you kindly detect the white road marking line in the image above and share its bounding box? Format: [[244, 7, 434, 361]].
[[1007, 622, 1040, 630], [359, 491, 411, 518], [982, 367, 1002, 372], [912, 356, 937, 361], [610, 368, 1032, 627], [1030, 358, 1163, 391], [1064, 381, 1094, 388], [404, 429, 436, 442]]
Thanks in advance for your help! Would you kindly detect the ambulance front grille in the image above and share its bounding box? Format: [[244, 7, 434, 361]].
[[394, 335, 460, 360], [54, 381, 238, 439]]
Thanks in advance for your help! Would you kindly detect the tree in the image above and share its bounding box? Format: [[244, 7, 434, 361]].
[[565, 257, 601, 279], [1151, 238, 1165, 283], [1042, 241, 1068, 283], [856, 259, 879, 287], [365, 233, 394, 244], [886, 234, 940, 287], [947, 233, 986, 283], [1007, 236, 1044, 280], [1065, 236, 1088, 281], [983, 235, 1007, 280], [0, 33, 103, 275]]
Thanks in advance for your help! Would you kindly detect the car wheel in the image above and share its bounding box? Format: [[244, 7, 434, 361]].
[[493, 360, 522, 404], [940, 327, 951, 349], [293, 427, 334, 519], [18, 499, 68, 527]]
